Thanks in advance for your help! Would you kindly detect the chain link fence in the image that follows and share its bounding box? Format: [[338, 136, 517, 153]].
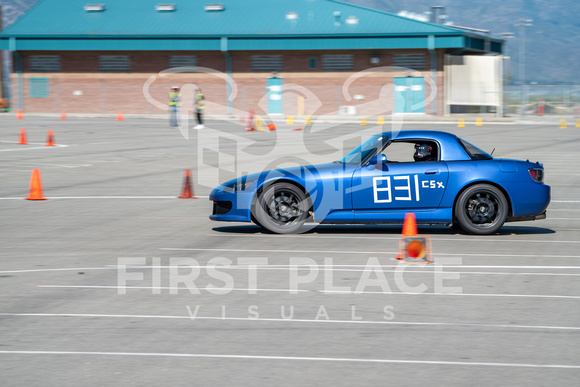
[[503, 85, 580, 117]]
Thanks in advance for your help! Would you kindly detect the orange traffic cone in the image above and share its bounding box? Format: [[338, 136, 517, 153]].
[[60, 111, 67, 120], [46, 130, 55, 146], [18, 128, 28, 145], [401, 212, 418, 237], [395, 213, 418, 259], [116, 112, 124, 121], [267, 123, 276, 131], [26, 169, 47, 200], [16, 110, 24, 119], [178, 169, 198, 199]]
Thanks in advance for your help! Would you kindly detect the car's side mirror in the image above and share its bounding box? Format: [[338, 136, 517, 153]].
[[367, 154, 388, 170], [368, 154, 387, 165]]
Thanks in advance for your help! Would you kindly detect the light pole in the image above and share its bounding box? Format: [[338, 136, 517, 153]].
[[499, 32, 514, 116], [515, 19, 533, 117]]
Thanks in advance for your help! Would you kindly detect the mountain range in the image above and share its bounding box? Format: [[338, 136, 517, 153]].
[[347, 0, 579, 84]]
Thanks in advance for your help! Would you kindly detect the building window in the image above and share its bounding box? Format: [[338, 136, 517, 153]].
[[29, 78, 49, 98], [99, 56, 130, 72], [169, 56, 198, 69], [251, 56, 283, 72], [393, 54, 426, 70], [29, 56, 61, 72], [322, 55, 353, 71], [309, 58, 317, 69]]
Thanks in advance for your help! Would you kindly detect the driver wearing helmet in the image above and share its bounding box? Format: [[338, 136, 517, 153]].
[[414, 143, 435, 162]]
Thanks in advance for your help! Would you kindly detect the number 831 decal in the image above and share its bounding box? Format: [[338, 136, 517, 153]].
[[372, 175, 445, 203]]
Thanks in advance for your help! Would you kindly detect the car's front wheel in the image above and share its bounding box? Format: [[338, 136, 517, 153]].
[[454, 184, 508, 235], [253, 182, 310, 234]]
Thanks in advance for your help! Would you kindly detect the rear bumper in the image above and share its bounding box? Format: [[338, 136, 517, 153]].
[[507, 183, 550, 218], [507, 211, 547, 222]]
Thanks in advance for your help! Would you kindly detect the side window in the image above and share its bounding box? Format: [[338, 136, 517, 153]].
[[384, 141, 438, 163], [457, 138, 492, 160], [384, 142, 416, 163]]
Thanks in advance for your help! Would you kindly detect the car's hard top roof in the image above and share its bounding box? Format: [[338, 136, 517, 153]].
[[378, 130, 459, 142], [376, 130, 471, 161]]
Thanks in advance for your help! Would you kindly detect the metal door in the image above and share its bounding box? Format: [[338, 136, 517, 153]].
[[394, 77, 425, 113], [267, 77, 283, 115]]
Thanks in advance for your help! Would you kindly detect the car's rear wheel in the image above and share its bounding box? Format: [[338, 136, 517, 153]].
[[254, 182, 309, 234], [455, 184, 508, 235]]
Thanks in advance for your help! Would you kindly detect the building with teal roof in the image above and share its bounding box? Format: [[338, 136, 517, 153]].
[[0, 0, 504, 117]]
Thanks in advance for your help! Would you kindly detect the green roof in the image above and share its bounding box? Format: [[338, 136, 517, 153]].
[[0, 0, 501, 52]]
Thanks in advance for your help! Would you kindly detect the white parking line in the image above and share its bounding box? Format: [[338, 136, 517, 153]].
[[203, 233, 580, 245], [0, 163, 92, 168], [35, 285, 580, 299], [1, 312, 578, 331], [117, 265, 580, 277], [0, 267, 115, 274], [160, 247, 580, 259], [3, 265, 580, 277], [0, 142, 68, 152], [0, 350, 577, 369]]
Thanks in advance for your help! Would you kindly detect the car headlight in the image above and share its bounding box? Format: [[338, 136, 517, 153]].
[[222, 176, 259, 192]]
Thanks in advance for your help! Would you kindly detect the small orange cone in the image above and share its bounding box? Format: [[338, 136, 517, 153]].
[[18, 128, 28, 145], [178, 169, 198, 199], [16, 110, 24, 119], [116, 112, 124, 121], [26, 169, 47, 200], [401, 213, 418, 237], [395, 213, 418, 259], [267, 123, 276, 131], [60, 111, 67, 120], [46, 130, 55, 146]]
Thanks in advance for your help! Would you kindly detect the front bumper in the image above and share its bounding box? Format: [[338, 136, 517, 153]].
[[209, 188, 255, 222]]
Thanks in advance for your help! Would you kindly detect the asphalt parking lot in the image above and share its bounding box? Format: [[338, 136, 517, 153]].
[[1, 114, 579, 386]]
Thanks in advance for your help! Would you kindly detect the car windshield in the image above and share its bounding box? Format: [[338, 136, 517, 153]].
[[457, 138, 493, 160], [338, 134, 389, 165]]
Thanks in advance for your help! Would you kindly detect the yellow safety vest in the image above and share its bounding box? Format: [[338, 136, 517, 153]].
[[169, 92, 180, 107], [196, 93, 205, 109]]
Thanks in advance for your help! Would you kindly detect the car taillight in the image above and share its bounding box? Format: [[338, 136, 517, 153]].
[[528, 168, 544, 183]]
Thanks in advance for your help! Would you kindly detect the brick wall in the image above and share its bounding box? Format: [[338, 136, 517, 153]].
[[14, 50, 446, 116]]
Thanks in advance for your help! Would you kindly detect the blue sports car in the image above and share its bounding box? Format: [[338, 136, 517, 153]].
[[210, 130, 550, 234]]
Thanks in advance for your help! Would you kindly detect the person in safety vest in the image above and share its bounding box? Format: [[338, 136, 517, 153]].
[[194, 88, 205, 129], [169, 86, 181, 127]]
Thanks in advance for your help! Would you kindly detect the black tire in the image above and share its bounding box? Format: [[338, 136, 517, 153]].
[[251, 215, 264, 229], [253, 182, 309, 234], [454, 184, 508, 235]]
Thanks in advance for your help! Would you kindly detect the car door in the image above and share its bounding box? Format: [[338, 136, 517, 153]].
[[351, 160, 449, 220]]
